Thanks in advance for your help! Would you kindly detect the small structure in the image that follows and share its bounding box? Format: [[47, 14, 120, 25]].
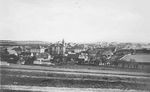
[[33, 53, 54, 65], [12, 46, 23, 54], [66, 44, 86, 54], [78, 52, 89, 61], [119, 54, 150, 70], [36, 53, 51, 60], [114, 49, 134, 55], [30, 46, 46, 54]]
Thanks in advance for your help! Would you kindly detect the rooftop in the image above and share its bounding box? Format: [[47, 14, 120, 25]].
[[120, 54, 150, 63]]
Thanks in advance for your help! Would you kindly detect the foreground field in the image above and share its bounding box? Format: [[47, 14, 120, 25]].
[[1, 64, 150, 92], [1, 85, 149, 92]]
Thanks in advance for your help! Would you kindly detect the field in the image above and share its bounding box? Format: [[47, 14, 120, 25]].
[[1, 63, 150, 92]]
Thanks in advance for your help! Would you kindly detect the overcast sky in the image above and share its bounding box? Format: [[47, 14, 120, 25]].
[[0, 0, 150, 43]]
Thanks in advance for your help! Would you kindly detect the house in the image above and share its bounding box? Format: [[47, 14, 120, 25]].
[[94, 47, 115, 58], [114, 49, 134, 55], [78, 52, 89, 61], [67, 45, 86, 53], [35, 53, 51, 61], [7, 47, 18, 55], [119, 54, 150, 70], [33, 53, 54, 65], [67, 53, 79, 63], [12, 46, 23, 54], [102, 50, 113, 59], [134, 49, 150, 54], [141, 45, 150, 50], [87, 49, 97, 58], [30, 46, 46, 54]]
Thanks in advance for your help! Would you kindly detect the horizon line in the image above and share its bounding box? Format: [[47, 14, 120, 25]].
[[0, 39, 149, 44]]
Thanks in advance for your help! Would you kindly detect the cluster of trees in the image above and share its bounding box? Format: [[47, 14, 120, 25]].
[[1, 48, 36, 65]]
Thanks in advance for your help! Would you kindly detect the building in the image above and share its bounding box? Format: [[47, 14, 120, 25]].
[[35, 53, 51, 61], [78, 52, 89, 61], [66, 44, 86, 53], [114, 49, 134, 55], [12, 46, 23, 54], [30, 46, 46, 54], [7, 47, 18, 55], [49, 39, 66, 56], [119, 54, 150, 70]]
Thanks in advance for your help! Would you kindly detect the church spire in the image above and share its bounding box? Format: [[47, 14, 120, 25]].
[[62, 38, 65, 46], [62, 38, 66, 56]]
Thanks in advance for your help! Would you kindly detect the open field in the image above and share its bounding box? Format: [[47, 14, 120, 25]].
[[1, 64, 150, 91], [1, 85, 149, 92], [0, 63, 148, 73]]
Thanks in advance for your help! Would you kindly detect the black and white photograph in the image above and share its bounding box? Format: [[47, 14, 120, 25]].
[[0, 0, 150, 92]]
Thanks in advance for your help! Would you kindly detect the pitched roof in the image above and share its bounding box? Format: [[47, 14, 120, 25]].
[[12, 47, 22, 51], [120, 54, 150, 63]]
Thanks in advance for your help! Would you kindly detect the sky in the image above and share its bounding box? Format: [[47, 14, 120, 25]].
[[0, 0, 150, 43]]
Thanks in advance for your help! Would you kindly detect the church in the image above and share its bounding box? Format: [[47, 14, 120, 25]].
[[49, 39, 66, 56]]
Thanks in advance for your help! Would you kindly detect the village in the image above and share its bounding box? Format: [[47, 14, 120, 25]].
[[0, 40, 150, 71], [1, 40, 150, 92], [1, 0, 150, 91]]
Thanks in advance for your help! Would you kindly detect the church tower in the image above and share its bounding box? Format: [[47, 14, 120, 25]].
[[62, 39, 66, 56]]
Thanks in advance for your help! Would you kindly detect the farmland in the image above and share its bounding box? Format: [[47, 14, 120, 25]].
[[1, 64, 150, 92]]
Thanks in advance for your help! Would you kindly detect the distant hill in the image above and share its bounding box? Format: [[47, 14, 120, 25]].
[[0, 40, 51, 46]]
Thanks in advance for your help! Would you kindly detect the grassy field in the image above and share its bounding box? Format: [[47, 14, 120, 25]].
[[1, 64, 150, 92], [1, 85, 149, 92]]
